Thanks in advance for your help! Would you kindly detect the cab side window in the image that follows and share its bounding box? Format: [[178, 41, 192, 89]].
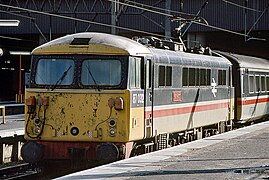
[[129, 57, 141, 89]]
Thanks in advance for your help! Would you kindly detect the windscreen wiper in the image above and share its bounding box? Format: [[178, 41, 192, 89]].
[[51, 65, 72, 91], [86, 65, 100, 91]]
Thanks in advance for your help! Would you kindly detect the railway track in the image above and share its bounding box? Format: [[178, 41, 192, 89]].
[[0, 162, 38, 179]]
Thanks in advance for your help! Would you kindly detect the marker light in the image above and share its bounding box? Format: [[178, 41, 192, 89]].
[[26, 96, 36, 114], [114, 97, 124, 110]]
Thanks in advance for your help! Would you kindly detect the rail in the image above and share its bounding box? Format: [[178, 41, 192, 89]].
[[0, 162, 38, 179]]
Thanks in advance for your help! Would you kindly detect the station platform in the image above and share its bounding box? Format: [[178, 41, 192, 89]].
[[0, 114, 24, 137], [0, 103, 24, 115], [58, 120, 269, 180]]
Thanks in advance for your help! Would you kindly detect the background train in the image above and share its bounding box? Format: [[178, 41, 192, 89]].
[[21, 32, 269, 164]]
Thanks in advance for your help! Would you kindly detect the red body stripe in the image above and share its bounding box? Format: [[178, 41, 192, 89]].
[[145, 102, 229, 118], [237, 97, 269, 106]]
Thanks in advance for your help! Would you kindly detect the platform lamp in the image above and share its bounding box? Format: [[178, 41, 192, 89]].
[[9, 51, 31, 103], [0, 20, 20, 26]]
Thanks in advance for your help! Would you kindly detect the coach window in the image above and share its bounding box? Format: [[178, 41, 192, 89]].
[[255, 75, 260, 93], [249, 75, 254, 93], [129, 57, 142, 88], [158, 65, 172, 87], [261, 76, 266, 92]]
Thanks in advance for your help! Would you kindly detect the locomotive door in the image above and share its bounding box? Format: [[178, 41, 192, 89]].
[[144, 59, 153, 138], [228, 66, 235, 125]]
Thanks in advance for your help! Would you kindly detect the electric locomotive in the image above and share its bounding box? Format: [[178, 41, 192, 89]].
[[22, 32, 263, 164]]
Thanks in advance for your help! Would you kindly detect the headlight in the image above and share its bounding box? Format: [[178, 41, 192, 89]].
[[34, 118, 41, 125], [109, 128, 116, 137], [109, 119, 116, 127], [33, 126, 41, 134], [71, 127, 79, 136]]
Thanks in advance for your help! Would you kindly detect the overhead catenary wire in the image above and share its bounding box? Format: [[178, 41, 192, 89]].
[[222, 0, 262, 12], [107, 0, 174, 18], [0, 35, 36, 42], [108, 0, 262, 40], [182, 0, 209, 36], [124, 0, 195, 17], [192, 21, 253, 38], [108, 0, 196, 21], [0, 8, 48, 42], [0, 1, 265, 41], [0, 9, 35, 20], [0, 3, 172, 39], [246, 3, 269, 38]]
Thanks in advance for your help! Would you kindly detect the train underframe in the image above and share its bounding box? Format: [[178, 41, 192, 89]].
[[22, 119, 234, 167], [132, 119, 234, 156]]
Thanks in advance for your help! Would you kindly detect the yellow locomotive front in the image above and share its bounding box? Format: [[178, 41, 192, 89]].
[[21, 33, 151, 164]]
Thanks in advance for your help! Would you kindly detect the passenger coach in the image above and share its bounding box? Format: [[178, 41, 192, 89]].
[[219, 52, 269, 123]]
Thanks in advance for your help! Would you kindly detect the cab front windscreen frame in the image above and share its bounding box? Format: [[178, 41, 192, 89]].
[[29, 55, 128, 90]]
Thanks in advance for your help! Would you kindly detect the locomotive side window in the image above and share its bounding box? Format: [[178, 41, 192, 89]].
[[159, 66, 165, 86], [195, 69, 200, 86], [81, 59, 121, 86], [129, 57, 141, 88], [267, 76, 269, 92], [189, 68, 195, 86], [249, 75, 254, 93], [255, 75, 260, 92], [261, 76, 266, 92], [182, 67, 198, 86], [166, 66, 172, 86], [218, 70, 227, 85], [200, 69, 206, 86], [182, 67, 188, 86], [35, 59, 74, 85], [206, 69, 211, 85], [158, 65, 172, 87], [182, 67, 210, 87]]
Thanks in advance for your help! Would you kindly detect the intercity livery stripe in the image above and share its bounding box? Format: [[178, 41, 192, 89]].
[[145, 100, 230, 118], [237, 95, 269, 106]]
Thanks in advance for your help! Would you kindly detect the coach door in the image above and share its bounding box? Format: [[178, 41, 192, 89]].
[[144, 59, 153, 138]]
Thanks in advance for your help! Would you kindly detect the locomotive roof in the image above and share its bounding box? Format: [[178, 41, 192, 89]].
[[31, 32, 232, 69], [149, 48, 231, 68], [32, 32, 151, 56], [217, 51, 269, 70]]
